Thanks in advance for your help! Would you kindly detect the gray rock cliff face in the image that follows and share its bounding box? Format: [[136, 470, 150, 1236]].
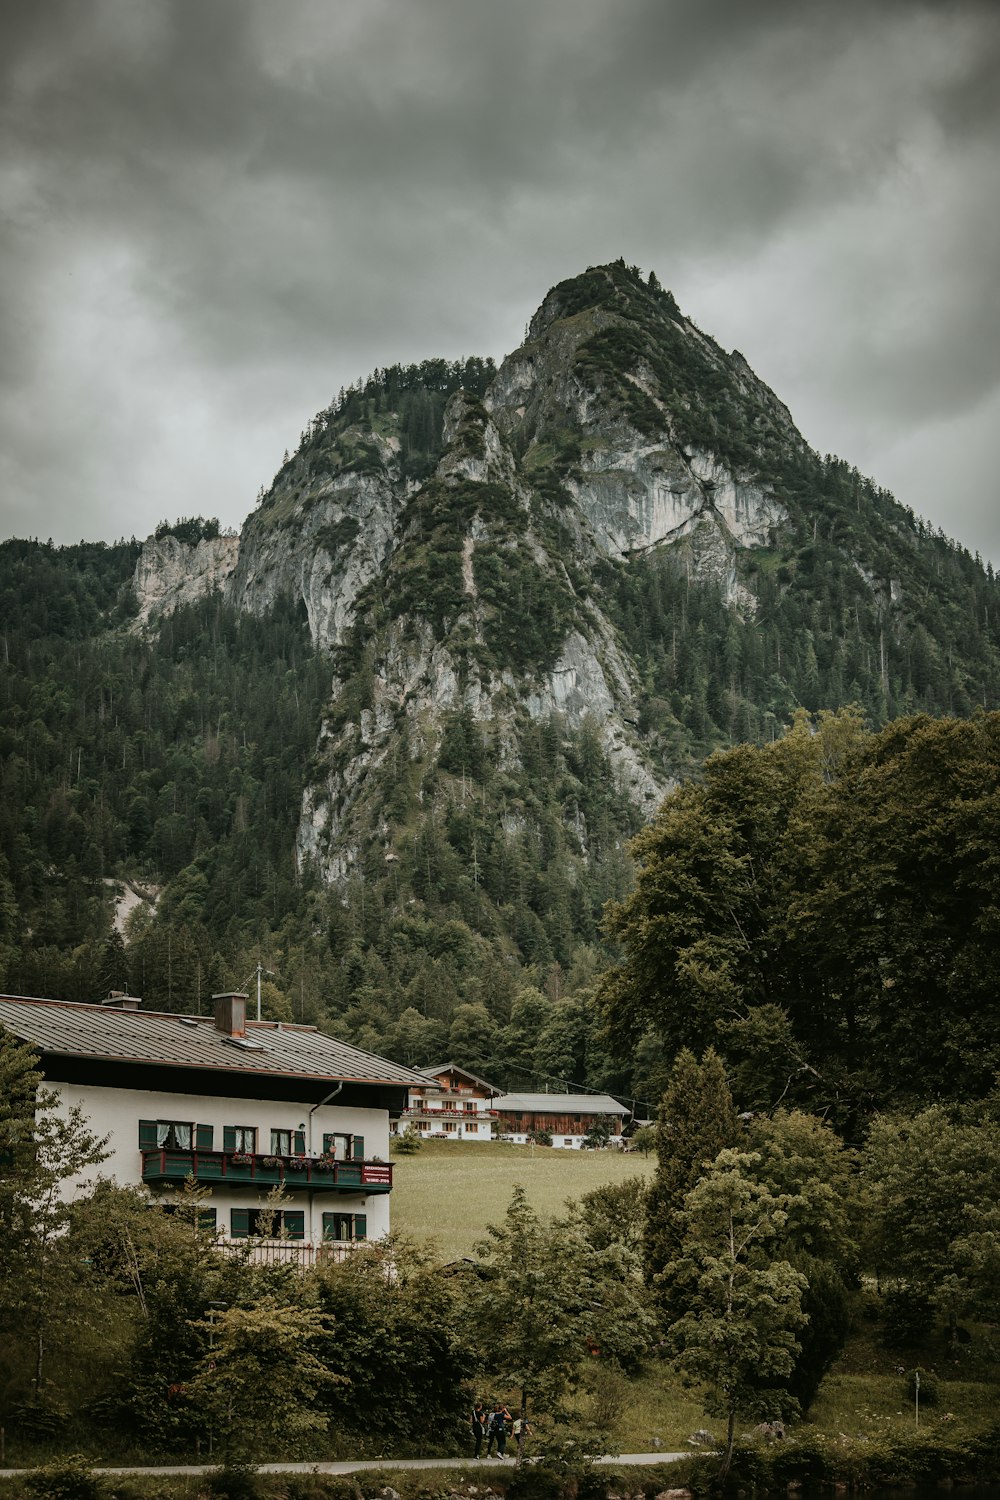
[[226, 439, 407, 650], [486, 291, 788, 607], [294, 390, 666, 882], [131, 533, 240, 627]]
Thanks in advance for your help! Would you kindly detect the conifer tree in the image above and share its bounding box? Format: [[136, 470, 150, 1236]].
[[643, 1047, 740, 1313]]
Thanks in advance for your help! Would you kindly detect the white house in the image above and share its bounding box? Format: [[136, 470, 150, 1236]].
[[493, 1092, 628, 1149], [0, 989, 427, 1262], [399, 1062, 499, 1140]]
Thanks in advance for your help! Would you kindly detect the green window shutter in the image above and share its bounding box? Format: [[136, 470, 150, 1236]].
[[198, 1208, 217, 1233], [139, 1120, 158, 1148], [196, 1123, 213, 1150], [223, 1126, 236, 1151], [352, 1135, 365, 1160], [354, 1213, 367, 1241], [321, 1212, 335, 1241], [284, 1210, 305, 1241], [293, 1130, 306, 1156], [231, 1208, 250, 1238]]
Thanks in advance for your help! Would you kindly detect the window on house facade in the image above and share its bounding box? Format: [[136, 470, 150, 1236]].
[[322, 1132, 365, 1159], [464, 1102, 475, 1113], [139, 1120, 213, 1150], [223, 1126, 256, 1152], [465, 1123, 479, 1134], [270, 1129, 306, 1156], [442, 1121, 457, 1133], [563, 1139, 573, 1147], [416, 1120, 429, 1131], [322, 1211, 367, 1242], [163, 1204, 217, 1232], [230, 1207, 305, 1240]]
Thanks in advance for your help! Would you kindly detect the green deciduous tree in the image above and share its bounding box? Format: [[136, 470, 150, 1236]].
[[466, 1186, 653, 1465], [192, 1296, 336, 1458], [666, 1149, 807, 1479], [601, 711, 1000, 1121], [0, 1030, 109, 1409], [862, 1104, 1000, 1334], [744, 1111, 858, 1411], [314, 1238, 468, 1441]]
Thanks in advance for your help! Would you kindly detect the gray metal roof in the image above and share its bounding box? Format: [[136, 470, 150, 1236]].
[[0, 995, 426, 1087], [494, 1092, 627, 1116]]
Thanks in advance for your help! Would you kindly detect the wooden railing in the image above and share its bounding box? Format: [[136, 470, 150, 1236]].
[[217, 1239, 364, 1267], [141, 1149, 392, 1193], [401, 1106, 498, 1118]]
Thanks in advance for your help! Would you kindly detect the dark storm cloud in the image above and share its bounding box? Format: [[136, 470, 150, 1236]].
[[1, 0, 997, 556]]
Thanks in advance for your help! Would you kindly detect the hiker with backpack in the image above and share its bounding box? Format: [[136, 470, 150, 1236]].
[[485, 1402, 511, 1457]]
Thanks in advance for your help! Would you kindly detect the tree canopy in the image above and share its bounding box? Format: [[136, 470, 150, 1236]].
[[601, 710, 1000, 1122]]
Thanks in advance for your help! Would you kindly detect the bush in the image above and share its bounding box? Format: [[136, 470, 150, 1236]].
[[906, 1365, 939, 1406], [504, 1464, 565, 1500], [767, 1435, 832, 1486], [24, 1457, 103, 1500], [11, 1400, 72, 1440], [204, 1466, 261, 1500], [280, 1481, 362, 1500], [583, 1362, 629, 1430], [393, 1128, 423, 1154]]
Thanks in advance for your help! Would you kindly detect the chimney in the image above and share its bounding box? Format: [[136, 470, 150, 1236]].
[[101, 991, 142, 1011], [213, 992, 248, 1037]]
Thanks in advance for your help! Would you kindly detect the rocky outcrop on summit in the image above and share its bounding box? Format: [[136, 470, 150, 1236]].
[[486, 266, 790, 604]]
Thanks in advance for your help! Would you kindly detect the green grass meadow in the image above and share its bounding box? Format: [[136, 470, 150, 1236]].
[[389, 1138, 655, 1259]]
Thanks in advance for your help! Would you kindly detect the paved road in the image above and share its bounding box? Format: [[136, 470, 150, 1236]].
[[2, 1454, 689, 1478]]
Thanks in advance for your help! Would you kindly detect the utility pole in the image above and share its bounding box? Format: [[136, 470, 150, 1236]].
[[242, 961, 275, 1022]]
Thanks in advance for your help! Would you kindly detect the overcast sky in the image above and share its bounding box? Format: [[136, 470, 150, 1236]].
[[2, 0, 998, 561]]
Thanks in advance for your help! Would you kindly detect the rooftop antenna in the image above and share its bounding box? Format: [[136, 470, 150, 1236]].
[[240, 961, 276, 1022]]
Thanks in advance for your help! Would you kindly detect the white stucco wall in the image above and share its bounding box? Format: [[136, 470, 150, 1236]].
[[51, 1081, 392, 1243], [503, 1132, 624, 1150]]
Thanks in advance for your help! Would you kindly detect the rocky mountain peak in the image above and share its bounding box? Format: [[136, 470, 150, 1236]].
[[119, 261, 1000, 909]]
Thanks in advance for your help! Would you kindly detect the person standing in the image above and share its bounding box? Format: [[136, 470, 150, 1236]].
[[486, 1402, 511, 1458], [470, 1401, 487, 1459]]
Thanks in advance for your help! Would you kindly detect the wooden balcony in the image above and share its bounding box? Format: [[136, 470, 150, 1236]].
[[402, 1106, 498, 1119], [140, 1149, 392, 1194]]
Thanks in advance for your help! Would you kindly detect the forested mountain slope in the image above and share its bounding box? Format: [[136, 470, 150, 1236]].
[[2, 260, 999, 1110]]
